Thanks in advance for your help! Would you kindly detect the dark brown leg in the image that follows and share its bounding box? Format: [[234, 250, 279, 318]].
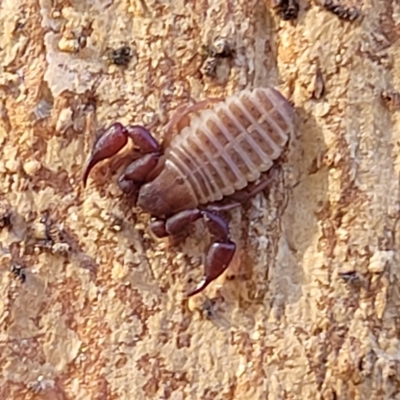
[[203, 175, 276, 213], [150, 209, 236, 297], [201, 201, 242, 214], [83, 122, 161, 186], [229, 175, 275, 203]]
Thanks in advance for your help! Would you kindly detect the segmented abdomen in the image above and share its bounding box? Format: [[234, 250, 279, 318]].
[[166, 87, 294, 204]]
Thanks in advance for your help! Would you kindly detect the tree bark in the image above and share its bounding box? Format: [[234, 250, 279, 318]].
[[1, 0, 399, 399]]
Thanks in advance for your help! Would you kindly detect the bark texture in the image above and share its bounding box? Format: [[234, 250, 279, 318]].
[[1, 0, 400, 399]]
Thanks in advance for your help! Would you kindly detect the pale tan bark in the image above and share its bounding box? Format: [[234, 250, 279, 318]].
[[1, 0, 400, 399]]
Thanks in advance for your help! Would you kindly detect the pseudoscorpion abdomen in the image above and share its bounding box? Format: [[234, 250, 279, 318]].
[[167, 88, 294, 204]]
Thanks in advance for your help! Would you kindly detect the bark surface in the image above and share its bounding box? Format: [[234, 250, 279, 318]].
[[1, 0, 399, 399]]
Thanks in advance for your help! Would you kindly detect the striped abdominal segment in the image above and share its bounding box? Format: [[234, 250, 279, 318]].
[[166, 88, 293, 204]]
